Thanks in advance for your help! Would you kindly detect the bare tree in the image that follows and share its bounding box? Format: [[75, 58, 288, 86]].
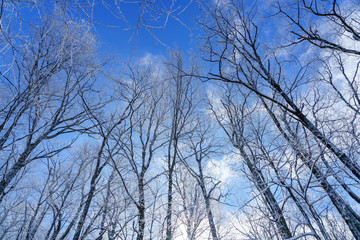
[[177, 117, 223, 240], [0, 11, 101, 201], [110, 63, 168, 240], [208, 86, 293, 240], [173, 164, 207, 240], [163, 51, 197, 240], [44, 151, 92, 240], [198, 0, 360, 181], [71, 81, 139, 240], [197, 1, 360, 238], [276, 0, 360, 55]]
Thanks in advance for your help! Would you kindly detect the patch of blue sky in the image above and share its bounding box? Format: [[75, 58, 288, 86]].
[[92, 0, 201, 59]]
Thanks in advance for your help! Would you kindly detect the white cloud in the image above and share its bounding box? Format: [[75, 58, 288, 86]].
[[138, 52, 161, 66], [206, 153, 240, 184]]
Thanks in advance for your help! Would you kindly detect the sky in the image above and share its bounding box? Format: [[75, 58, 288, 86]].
[[92, 1, 201, 59]]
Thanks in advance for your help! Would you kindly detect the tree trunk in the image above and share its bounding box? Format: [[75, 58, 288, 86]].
[[238, 145, 292, 240], [166, 170, 174, 240], [262, 99, 360, 239], [137, 175, 146, 240]]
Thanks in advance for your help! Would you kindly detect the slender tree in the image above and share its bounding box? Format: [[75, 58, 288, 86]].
[[164, 51, 197, 240], [209, 86, 293, 240], [178, 118, 222, 240], [111, 63, 168, 240]]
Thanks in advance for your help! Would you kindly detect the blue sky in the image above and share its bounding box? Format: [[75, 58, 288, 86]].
[[92, 1, 201, 59]]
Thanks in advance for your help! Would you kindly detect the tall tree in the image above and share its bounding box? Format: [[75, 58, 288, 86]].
[[164, 51, 197, 240], [111, 63, 167, 240], [0, 11, 101, 201], [178, 118, 222, 240], [209, 86, 293, 240]]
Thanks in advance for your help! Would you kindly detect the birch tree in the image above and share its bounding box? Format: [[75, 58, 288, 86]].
[[164, 51, 197, 240]]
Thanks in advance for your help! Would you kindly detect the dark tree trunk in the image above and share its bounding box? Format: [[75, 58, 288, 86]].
[[262, 99, 360, 239], [238, 145, 293, 240], [137, 174, 146, 240]]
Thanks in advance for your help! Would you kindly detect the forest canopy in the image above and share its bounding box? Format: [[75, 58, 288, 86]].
[[0, 0, 360, 239]]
